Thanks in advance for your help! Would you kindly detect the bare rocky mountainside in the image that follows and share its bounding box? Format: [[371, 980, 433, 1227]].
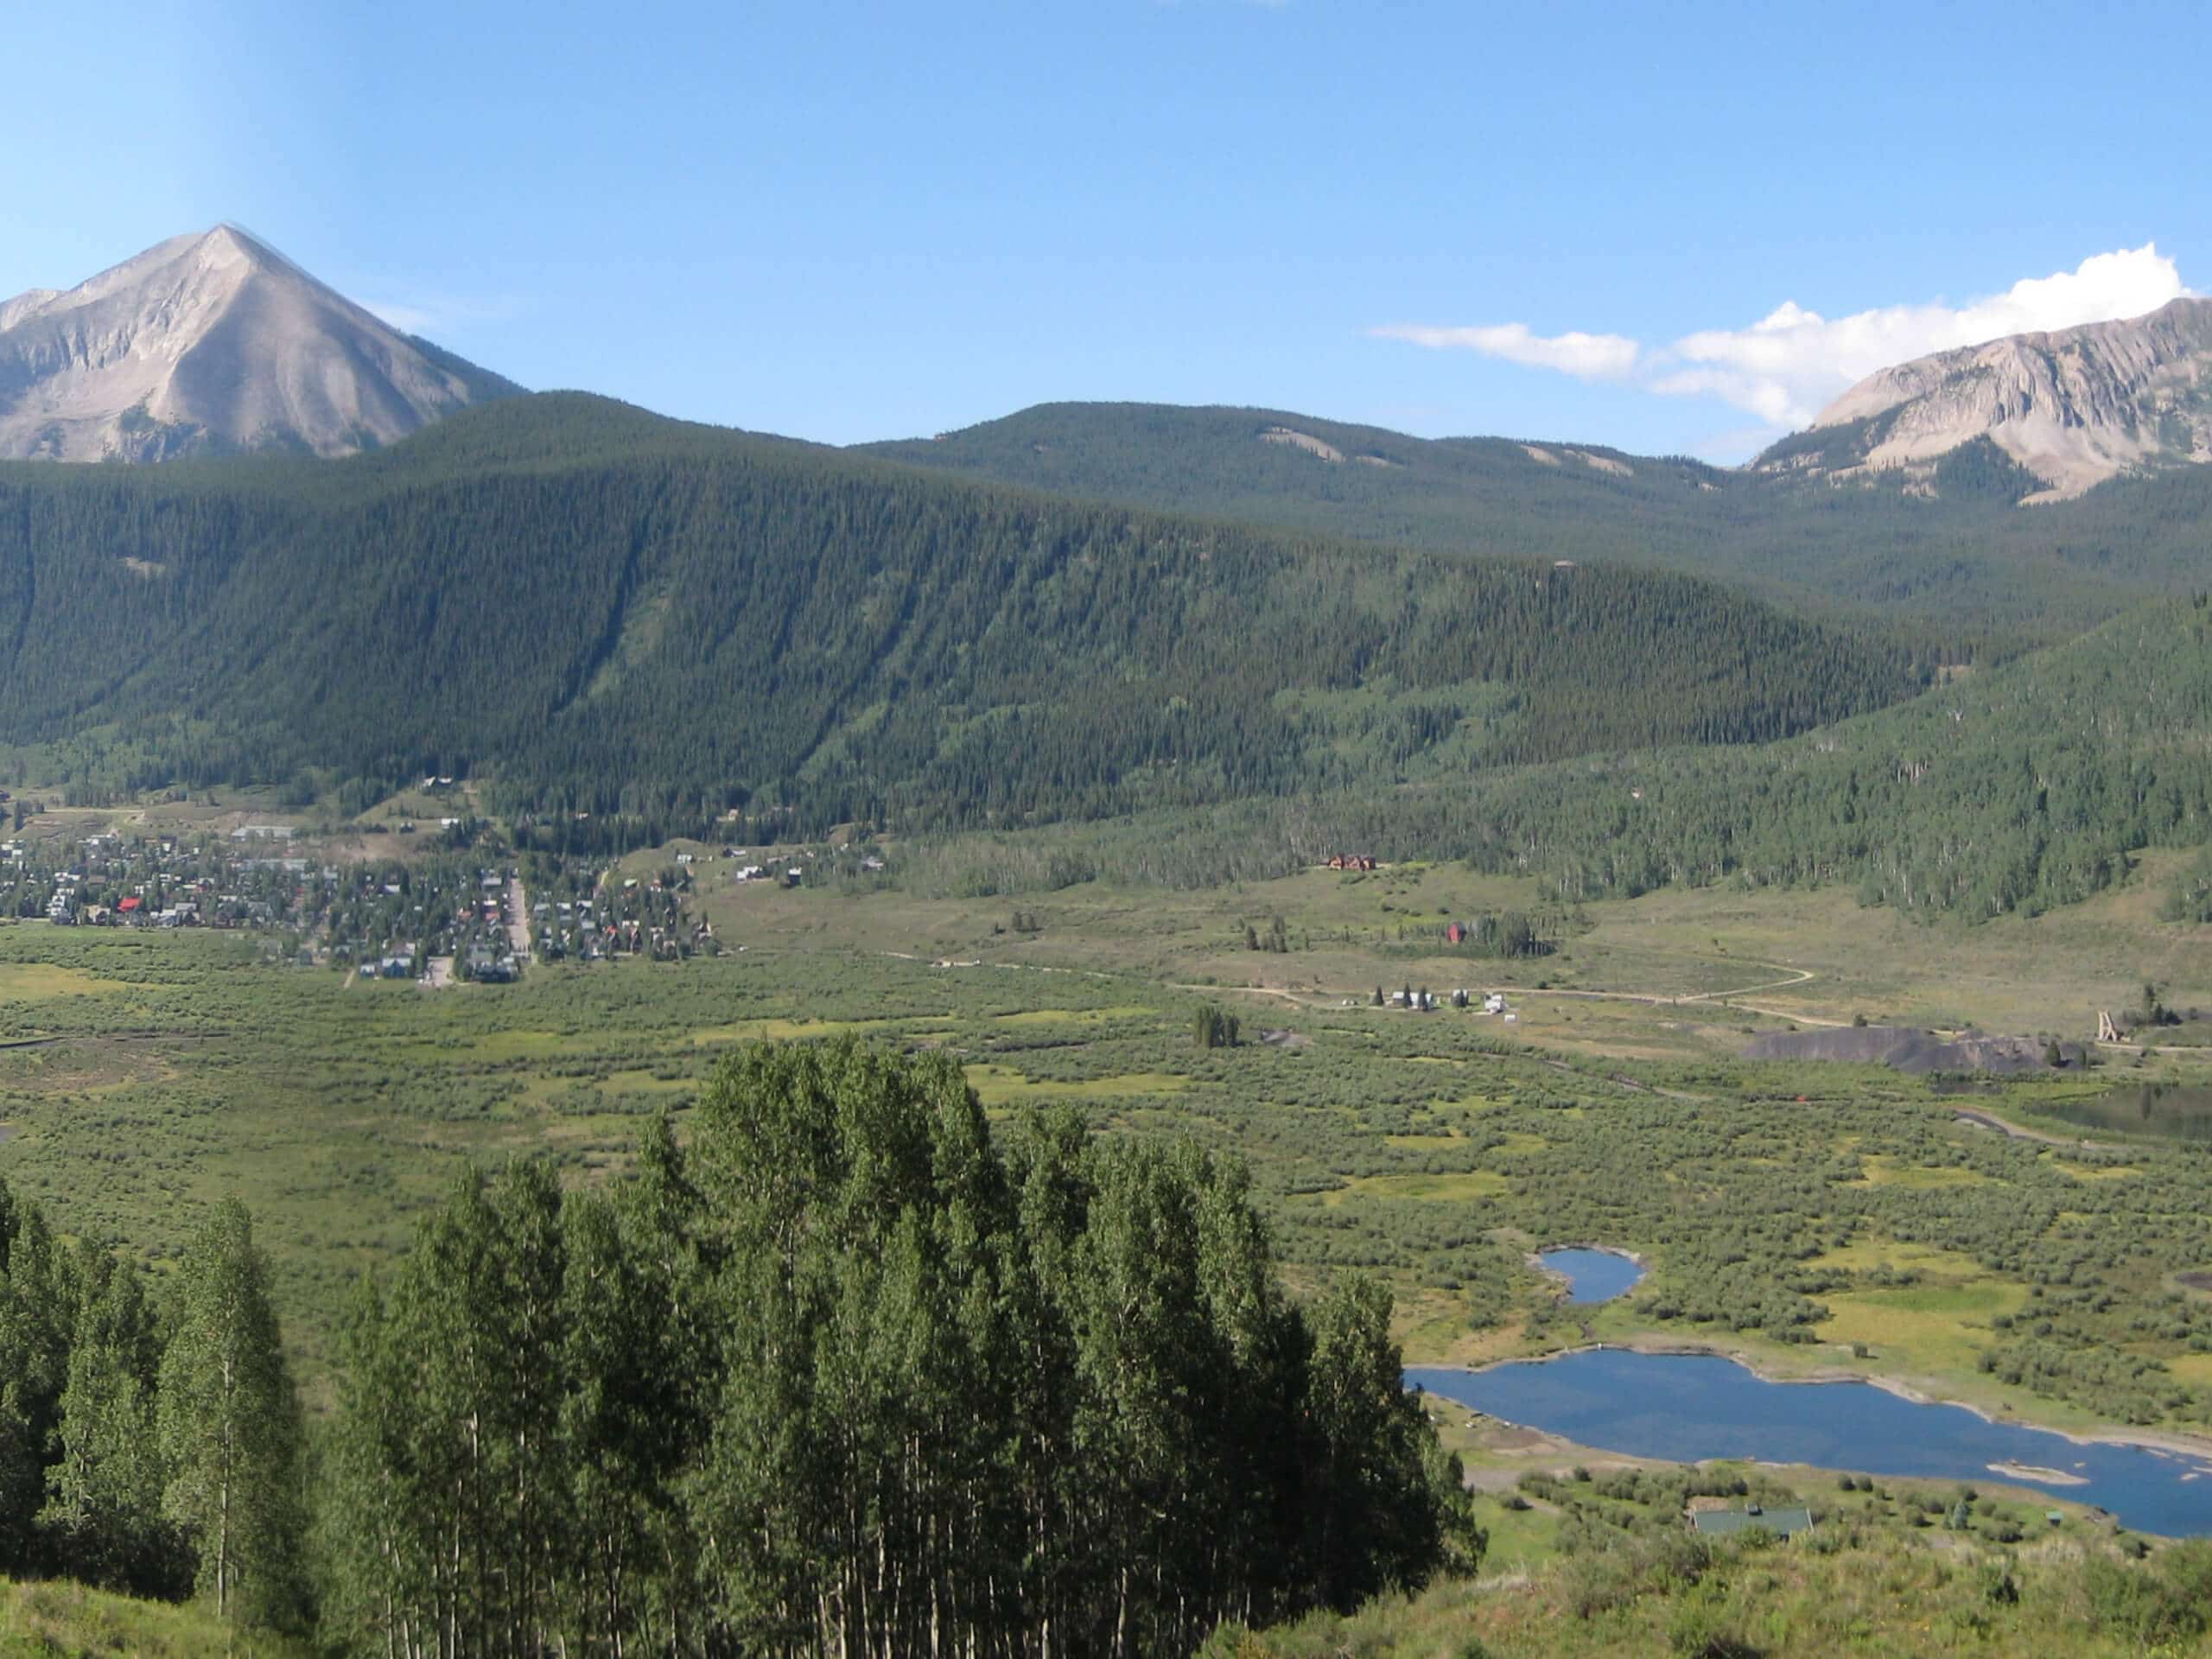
[[0, 226, 520, 461], [1758, 297, 2212, 500]]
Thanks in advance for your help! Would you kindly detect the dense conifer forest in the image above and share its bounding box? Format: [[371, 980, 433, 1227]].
[[893, 596, 2212, 920], [1447, 595, 2212, 917], [0, 1195, 304, 1626], [0, 1041, 1473, 1656], [0, 395, 1931, 840], [864, 402, 2212, 639]]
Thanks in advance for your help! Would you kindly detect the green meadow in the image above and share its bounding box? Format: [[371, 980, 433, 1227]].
[[5, 845, 2211, 1443]]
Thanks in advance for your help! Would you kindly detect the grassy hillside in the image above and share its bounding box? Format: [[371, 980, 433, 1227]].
[[0, 394, 1930, 842], [1208, 1529, 2212, 1658], [861, 402, 2212, 639], [0, 1577, 304, 1656]]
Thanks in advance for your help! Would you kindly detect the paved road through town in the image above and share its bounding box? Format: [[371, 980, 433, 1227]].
[[505, 875, 532, 963]]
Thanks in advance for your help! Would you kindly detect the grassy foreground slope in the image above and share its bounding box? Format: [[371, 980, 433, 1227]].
[[1208, 1529, 2212, 1659], [0, 1576, 303, 1657], [0, 394, 1928, 837], [9, 1529, 2211, 1659], [863, 401, 2212, 639]]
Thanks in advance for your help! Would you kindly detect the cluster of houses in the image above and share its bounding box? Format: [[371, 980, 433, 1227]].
[[531, 871, 709, 964], [721, 846, 809, 887], [323, 861, 524, 982], [1377, 987, 1513, 1016], [529, 893, 641, 963], [7, 830, 319, 931]]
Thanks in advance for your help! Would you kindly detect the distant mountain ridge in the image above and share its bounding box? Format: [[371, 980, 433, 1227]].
[[1757, 297, 2212, 500], [0, 226, 521, 461], [861, 400, 2212, 639], [0, 392, 1929, 837]]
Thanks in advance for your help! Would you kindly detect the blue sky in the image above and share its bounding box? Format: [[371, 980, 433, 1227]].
[[6, 1, 2205, 457]]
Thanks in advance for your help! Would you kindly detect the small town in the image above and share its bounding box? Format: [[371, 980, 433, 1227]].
[[0, 816, 721, 982]]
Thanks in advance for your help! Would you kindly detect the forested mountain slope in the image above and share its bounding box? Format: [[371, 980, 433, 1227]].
[[1058, 596, 2212, 921], [861, 403, 2212, 640], [1459, 596, 2212, 918], [0, 394, 1930, 841]]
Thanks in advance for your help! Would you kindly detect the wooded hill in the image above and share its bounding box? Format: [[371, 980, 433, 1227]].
[[956, 595, 2212, 921], [862, 402, 2212, 641], [1441, 594, 2212, 918], [0, 395, 1931, 842]]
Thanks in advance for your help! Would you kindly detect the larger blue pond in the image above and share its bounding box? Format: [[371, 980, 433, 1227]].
[[1406, 1349, 2212, 1538]]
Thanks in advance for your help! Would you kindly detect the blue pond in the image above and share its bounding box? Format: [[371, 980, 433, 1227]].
[[1406, 1349, 2212, 1538], [1540, 1248, 1645, 1304]]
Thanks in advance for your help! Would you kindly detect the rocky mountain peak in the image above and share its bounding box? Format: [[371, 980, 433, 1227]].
[[0, 226, 519, 462], [1754, 297, 2212, 501]]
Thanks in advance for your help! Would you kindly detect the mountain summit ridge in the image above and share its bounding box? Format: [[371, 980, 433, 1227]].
[[1758, 296, 2212, 500], [0, 226, 519, 461]]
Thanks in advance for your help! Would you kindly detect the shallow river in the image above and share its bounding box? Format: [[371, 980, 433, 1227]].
[[1406, 1348, 2212, 1537]]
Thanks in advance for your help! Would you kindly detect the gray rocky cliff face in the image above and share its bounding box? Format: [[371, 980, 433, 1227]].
[[1758, 297, 2212, 500], [0, 226, 516, 461]]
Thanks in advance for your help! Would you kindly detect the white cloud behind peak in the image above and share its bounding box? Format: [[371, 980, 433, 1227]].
[[1376, 244, 2193, 434], [1370, 321, 1639, 381]]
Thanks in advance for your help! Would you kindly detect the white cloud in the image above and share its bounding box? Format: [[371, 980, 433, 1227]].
[[1376, 245, 2192, 429], [1371, 321, 1639, 381]]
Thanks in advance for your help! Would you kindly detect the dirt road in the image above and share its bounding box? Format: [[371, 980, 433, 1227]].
[[1952, 1109, 2117, 1153], [1172, 961, 1834, 1022]]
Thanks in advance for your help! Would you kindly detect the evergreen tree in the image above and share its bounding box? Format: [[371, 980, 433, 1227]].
[[311, 1275, 413, 1659], [0, 1380, 36, 1576], [559, 1183, 696, 1655], [157, 1201, 305, 1628], [41, 1249, 181, 1596], [0, 1195, 71, 1575], [1300, 1275, 1479, 1608]]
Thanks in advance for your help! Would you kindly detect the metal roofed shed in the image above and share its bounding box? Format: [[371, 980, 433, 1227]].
[[1688, 1505, 1814, 1539]]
